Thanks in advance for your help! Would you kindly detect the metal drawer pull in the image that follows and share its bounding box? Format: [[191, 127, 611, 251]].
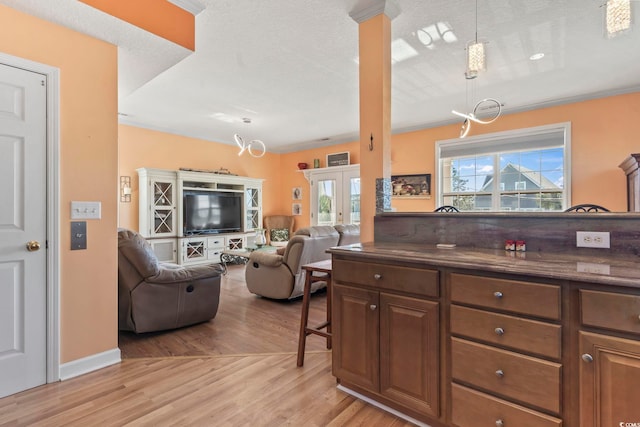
[[495, 420, 505, 427], [494, 291, 503, 299], [494, 327, 505, 336], [495, 369, 504, 378], [582, 353, 594, 363], [373, 273, 382, 280], [370, 304, 377, 311]]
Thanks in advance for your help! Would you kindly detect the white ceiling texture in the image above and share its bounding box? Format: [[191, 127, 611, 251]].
[[2, 0, 639, 153]]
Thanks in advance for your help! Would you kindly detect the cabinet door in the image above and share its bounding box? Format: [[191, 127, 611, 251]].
[[245, 186, 261, 231], [149, 238, 177, 263], [579, 331, 640, 427], [332, 283, 379, 391], [150, 179, 177, 237], [380, 293, 439, 417]]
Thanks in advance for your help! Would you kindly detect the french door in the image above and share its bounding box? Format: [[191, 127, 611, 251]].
[[309, 165, 360, 226]]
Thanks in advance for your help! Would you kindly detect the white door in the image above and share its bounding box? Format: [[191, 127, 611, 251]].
[[0, 63, 47, 398], [309, 166, 360, 226]]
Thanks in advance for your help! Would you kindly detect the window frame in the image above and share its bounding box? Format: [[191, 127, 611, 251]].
[[435, 122, 572, 212]]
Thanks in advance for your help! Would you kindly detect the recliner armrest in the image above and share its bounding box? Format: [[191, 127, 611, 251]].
[[149, 263, 224, 284], [248, 251, 284, 267]]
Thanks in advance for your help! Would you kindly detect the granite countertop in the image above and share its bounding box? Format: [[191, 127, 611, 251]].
[[328, 242, 640, 289]]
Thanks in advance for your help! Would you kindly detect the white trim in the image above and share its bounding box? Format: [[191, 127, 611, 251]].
[[349, 0, 401, 23], [0, 52, 61, 383], [59, 348, 121, 381], [336, 385, 432, 427]]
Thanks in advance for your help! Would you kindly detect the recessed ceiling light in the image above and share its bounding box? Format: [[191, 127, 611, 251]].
[[529, 53, 545, 61]]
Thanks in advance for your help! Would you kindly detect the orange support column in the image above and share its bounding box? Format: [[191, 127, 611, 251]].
[[351, 2, 398, 243]]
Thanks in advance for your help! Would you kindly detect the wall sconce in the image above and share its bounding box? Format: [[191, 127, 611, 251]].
[[120, 176, 132, 203]]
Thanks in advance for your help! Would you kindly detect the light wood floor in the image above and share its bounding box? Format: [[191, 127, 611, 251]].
[[0, 265, 414, 426]]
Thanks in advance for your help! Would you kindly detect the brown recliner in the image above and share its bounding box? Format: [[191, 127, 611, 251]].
[[118, 228, 223, 333], [245, 226, 339, 299]]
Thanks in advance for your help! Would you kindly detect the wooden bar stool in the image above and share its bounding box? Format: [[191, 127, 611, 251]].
[[296, 259, 332, 367]]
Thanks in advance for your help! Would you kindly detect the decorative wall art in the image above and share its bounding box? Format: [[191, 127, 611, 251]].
[[292, 203, 302, 216], [391, 174, 432, 199], [327, 151, 350, 167], [292, 187, 302, 200]]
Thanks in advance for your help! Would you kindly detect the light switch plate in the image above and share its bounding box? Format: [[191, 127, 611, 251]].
[[71, 201, 101, 219]]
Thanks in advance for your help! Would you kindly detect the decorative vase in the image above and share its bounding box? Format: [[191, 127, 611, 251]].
[[254, 228, 267, 247]]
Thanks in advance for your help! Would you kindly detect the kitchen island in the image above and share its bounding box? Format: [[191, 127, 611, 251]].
[[329, 214, 640, 427]]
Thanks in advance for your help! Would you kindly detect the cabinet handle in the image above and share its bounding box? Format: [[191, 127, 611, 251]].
[[495, 420, 504, 427], [582, 353, 594, 363], [370, 304, 377, 311], [495, 369, 504, 378], [494, 291, 503, 299], [494, 327, 505, 336], [373, 273, 382, 280]]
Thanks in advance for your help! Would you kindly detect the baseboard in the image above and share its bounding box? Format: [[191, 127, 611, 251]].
[[336, 384, 432, 427], [59, 348, 121, 381]]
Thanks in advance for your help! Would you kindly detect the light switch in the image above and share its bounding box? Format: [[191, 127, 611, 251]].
[[71, 201, 101, 219], [71, 221, 87, 250]]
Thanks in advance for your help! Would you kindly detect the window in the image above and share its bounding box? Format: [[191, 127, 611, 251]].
[[436, 123, 570, 212]]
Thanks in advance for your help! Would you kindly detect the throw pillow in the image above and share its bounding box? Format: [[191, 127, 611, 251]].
[[270, 228, 289, 242]]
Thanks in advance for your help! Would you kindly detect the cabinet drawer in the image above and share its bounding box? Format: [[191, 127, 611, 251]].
[[451, 338, 561, 414], [450, 273, 560, 320], [451, 305, 562, 360], [333, 259, 439, 298], [207, 237, 225, 249], [452, 384, 562, 427], [581, 289, 640, 335]]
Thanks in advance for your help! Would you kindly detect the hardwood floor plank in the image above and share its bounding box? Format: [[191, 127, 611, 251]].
[[0, 265, 414, 426]]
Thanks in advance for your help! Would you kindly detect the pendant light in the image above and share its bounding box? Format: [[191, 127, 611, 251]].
[[465, 0, 486, 79]]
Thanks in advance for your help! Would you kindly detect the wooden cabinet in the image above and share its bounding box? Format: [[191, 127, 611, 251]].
[[331, 250, 640, 427], [137, 168, 263, 265], [579, 289, 640, 427], [619, 153, 640, 212], [149, 238, 178, 263], [332, 259, 440, 419], [449, 273, 563, 426], [138, 168, 177, 238]]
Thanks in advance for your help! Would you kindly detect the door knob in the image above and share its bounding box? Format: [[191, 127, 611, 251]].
[[369, 304, 377, 311], [26, 241, 41, 252]]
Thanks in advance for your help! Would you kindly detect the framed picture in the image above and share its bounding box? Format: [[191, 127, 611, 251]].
[[327, 151, 350, 167], [391, 174, 431, 199], [292, 187, 302, 200], [292, 203, 302, 216]]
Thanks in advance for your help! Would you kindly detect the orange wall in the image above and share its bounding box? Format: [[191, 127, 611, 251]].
[[118, 125, 284, 230], [279, 142, 361, 229], [0, 5, 119, 363], [389, 93, 639, 213], [119, 92, 639, 234]]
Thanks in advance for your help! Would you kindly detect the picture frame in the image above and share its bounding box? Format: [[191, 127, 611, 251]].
[[391, 173, 431, 199], [292, 187, 302, 200], [292, 203, 302, 216], [326, 151, 350, 167]]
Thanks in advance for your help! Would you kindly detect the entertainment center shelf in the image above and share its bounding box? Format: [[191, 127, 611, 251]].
[[137, 168, 263, 265]]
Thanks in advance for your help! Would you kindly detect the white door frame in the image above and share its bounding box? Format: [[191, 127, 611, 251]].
[[0, 52, 61, 383]]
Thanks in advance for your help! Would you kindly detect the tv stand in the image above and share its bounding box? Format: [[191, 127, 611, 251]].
[[137, 168, 263, 265]]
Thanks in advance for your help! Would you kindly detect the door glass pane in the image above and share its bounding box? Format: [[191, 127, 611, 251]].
[[317, 179, 336, 225], [349, 177, 361, 224]]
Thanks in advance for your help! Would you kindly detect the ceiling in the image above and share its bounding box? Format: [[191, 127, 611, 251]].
[[2, 0, 639, 153]]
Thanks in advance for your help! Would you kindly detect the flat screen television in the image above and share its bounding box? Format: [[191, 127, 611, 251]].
[[183, 190, 243, 235]]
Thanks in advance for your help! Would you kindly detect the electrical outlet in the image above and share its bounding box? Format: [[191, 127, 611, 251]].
[[576, 231, 610, 248]]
